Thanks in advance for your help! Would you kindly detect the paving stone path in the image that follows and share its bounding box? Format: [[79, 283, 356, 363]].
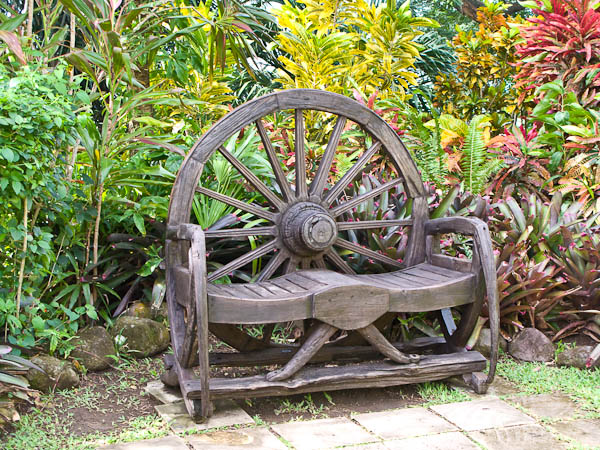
[[101, 379, 600, 450]]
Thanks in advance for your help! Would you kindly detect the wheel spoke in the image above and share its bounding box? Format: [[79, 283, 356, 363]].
[[282, 257, 297, 274], [195, 186, 276, 222], [324, 249, 356, 275], [205, 226, 277, 239], [334, 238, 404, 268], [217, 145, 284, 210], [324, 141, 382, 205], [256, 250, 287, 282], [330, 178, 404, 217], [337, 219, 412, 231], [208, 240, 278, 282], [255, 120, 294, 203], [300, 259, 311, 270], [313, 257, 327, 269], [295, 109, 308, 198], [310, 115, 347, 197]]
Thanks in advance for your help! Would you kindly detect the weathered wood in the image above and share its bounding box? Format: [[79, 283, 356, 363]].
[[209, 337, 447, 367], [183, 352, 487, 400], [295, 109, 308, 198], [331, 178, 404, 217], [195, 186, 276, 222], [266, 322, 337, 381], [206, 263, 476, 324], [335, 238, 404, 268], [255, 120, 294, 203], [357, 324, 420, 364], [163, 89, 498, 422], [310, 115, 346, 197], [207, 240, 277, 282], [217, 145, 284, 210], [188, 225, 212, 418], [425, 216, 498, 384], [313, 286, 389, 330], [336, 219, 412, 231], [324, 141, 382, 205]]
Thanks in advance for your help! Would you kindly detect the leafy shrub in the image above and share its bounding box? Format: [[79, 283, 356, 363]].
[[274, 0, 436, 99], [516, 0, 600, 108], [434, 3, 524, 130]]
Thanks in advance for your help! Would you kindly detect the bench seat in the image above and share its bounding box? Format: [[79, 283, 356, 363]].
[[207, 263, 476, 329]]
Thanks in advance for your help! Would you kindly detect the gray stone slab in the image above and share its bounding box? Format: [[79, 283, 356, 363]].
[[187, 427, 287, 449], [507, 393, 582, 421], [99, 435, 189, 450], [155, 399, 254, 433], [430, 398, 536, 431], [550, 418, 600, 448], [469, 424, 568, 450], [384, 432, 479, 450], [354, 407, 457, 439], [271, 417, 377, 450], [144, 380, 183, 404]]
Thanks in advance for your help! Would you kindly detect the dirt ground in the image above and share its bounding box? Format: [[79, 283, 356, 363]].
[[7, 346, 426, 443]]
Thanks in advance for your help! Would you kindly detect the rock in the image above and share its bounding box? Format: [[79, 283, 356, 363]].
[[125, 301, 153, 319], [111, 316, 170, 358], [508, 328, 555, 362], [556, 345, 594, 369], [27, 355, 79, 392], [70, 326, 115, 371], [473, 328, 508, 357]]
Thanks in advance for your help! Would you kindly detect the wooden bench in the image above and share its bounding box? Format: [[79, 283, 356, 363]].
[[162, 89, 499, 421]]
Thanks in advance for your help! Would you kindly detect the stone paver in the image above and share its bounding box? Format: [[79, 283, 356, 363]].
[[187, 427, 287, 449], [430, 398, 536, 431], [354, 407, 457, 440], [469, 424, 568, 450], [99, 435, 189, 450], [155, 399, 254, 433], [449, 375, 520, 398], [384, 432, 479, 450], [507, 393, 582, 421], [144, 380, 183, 404], [550, 418, 600, 448], [271, 417, 377, 450]]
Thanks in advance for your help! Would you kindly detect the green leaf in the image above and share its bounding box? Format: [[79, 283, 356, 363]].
[[31, 316, 45, 331], [1, 148, 15, 161], [0, 372, 29, 388], [133, 214, 146, 235]]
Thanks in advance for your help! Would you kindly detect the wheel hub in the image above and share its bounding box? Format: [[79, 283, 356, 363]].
[[281, 203, 337, 256]]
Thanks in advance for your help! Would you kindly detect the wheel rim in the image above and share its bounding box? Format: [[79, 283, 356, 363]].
[[166, 89, 428, 356]]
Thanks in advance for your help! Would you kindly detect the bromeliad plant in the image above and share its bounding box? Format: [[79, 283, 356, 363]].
[[0, 345, 42, 430]]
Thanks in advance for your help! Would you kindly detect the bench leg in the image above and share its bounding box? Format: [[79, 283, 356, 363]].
[[266, 323, 337, 381], [358, 324, 420, 364]]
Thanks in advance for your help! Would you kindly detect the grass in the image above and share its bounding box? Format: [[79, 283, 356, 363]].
[[274, 394, 331, 418], [3, 410, 168, 450], [497, 356, 600, 415], [416, 381, 471, 406]]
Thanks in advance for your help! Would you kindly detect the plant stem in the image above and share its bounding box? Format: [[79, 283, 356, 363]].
[[91, 183, 104, 308], [26, 0, 34, 39], [15, 198, 29, 320]]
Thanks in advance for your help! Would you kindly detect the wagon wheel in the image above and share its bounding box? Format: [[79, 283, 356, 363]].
[[166, 90, 429, 362]]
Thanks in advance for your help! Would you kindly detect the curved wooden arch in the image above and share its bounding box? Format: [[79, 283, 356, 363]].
[[167, 89, 426, 227]]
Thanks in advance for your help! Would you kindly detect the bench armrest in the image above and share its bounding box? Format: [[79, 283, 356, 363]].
[[425, 217, 498, 386]]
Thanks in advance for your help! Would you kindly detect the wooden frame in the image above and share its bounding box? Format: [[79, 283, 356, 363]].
[[162, 89, 499, 421]]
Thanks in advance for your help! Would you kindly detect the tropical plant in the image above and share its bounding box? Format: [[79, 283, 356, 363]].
[[515, 0, 600, 108], [434, 2, 524, 130], [0, 345, 42, 430], [274, 0, 436, 99]]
